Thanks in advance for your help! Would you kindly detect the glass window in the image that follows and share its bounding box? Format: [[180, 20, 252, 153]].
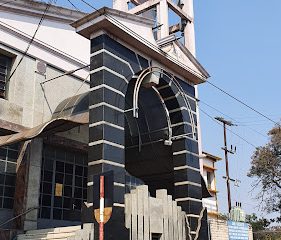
[[207, 171, 212, 189], [39, 145, 87, 221], [0, 54, 12, 99], [0, 144, 18, 209]]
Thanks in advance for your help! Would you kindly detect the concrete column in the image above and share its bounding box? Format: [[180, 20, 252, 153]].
[[182, 0, 196, 55], [157, 0, 169, 39], [23, 138, 43, 231], [112, 0, 128, 11]]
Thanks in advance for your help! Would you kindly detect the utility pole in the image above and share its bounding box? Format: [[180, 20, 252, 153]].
[[215, 117, 236, 213]]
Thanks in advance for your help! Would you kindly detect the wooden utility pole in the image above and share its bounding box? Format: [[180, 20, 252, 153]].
[[215, 117, 236, 213]]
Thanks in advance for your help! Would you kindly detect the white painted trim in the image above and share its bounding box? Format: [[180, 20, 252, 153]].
[[89, 102, 124, 113], [174, 181, 201, 187], [89, 121, 124, 131], [87, 181, 125, 187], [174, 165, 200, 172], [90, 84, 125, 97], [114, 182, 126, 187], [89, 140, 124, 149], [87, 182, 93, 186], [163, 92, 180, 101], [176, 197, 202, 203], [171, 121, 193, 128], [169, 106, 196, 115], [91, 49, 134, 74], [157, 81, 171, 90], [173, 150, 199, 157], [88, 159, 125, 168], [113, 203, 125, 208], [90, 66, 128, 83], [186, 214, 200, 218]]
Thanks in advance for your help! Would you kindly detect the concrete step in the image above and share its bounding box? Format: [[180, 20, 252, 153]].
[[17, 225, 81, 240], [26, 225, 81, 235], [17, 232, 76, 240]]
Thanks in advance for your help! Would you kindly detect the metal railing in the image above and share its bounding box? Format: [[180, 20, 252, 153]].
[[0, 207, 39, 229]]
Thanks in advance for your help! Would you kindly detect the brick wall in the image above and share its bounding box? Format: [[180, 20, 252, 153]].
[[209, 219, 253, 240]]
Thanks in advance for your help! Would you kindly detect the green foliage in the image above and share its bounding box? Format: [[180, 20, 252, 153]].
[[246, 213, 270, 231], [248, 125, 281, 220]]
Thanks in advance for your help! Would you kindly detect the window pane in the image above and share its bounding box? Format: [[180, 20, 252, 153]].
[[42, 195, 51, 206], [41, 207, 51, 219], [6, 162, 16, 173], [56, 161, 64, 173], [0, 161, 5, 173], [43, 182, 52, 194], [65, 163, 73, 174], [7, 150, 18, 162], [3, 197, 13, 209], [53, 208, 62, 220], [63, 197, 71, 209], [74, 188, 82, 198], [63, 186, 72, 197], [43, 171, 53, 182], [75, 166, 83, 176], [55, 173, 64, 184], [5, 175, 15, 186], [0, 148, 7, 160], [64, 174, 72, 186], [0, 174, 4, 184], [75, 176, 82, 187], [74, 199, 82, 209], [83, 167, 87, 177], [4, 186, 15, 198], [54, 196, 62, 208]]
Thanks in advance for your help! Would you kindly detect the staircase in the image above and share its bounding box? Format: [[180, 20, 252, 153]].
[[17, 224, 94, 240]]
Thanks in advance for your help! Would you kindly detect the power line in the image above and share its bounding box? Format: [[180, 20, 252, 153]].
[[206, 81, 280, 127], [200, 108, 257, 148], [199, 100, 268, 138], [66, 0, 80, 11], [40, 64, 90, 85], [7, 1, 52, 82]]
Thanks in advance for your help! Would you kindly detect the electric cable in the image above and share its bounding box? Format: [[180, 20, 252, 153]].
[[199, 107, 257, 149], [41, 64, 90, 85], [66, 0, 80, 11], [206, 81, 280, 127], [7, 1, 52, 82], [199, 100, 268, 138]]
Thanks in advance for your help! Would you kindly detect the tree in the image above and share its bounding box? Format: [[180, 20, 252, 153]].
[[246, 214, 270, 231], [248, 125, 281, 220]]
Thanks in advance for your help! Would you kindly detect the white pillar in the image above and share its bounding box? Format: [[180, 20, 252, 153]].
[[157, 0, 169, 39], [182, 0, 196, 55], [113, 0, 128, 11]]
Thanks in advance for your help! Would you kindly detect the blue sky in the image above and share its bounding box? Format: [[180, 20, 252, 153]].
[[194, 0, 281, 217], [52, 0, 281, 217]]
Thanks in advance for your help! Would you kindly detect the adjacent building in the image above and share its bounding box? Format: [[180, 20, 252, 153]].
[[201, 151, 221, 219]]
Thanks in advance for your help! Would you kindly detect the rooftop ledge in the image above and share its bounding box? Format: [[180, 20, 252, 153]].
[[71, 7, 209, 85]]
